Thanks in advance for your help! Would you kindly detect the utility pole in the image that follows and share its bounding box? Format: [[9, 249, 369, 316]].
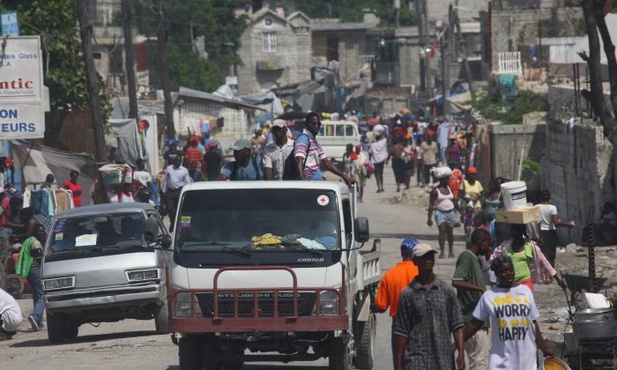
[[453, 5, 474, 94], [155, 0, 175, 139], [75, 0, 107, 162], [122, 0, 138, 120], [416, 0, 428, 96]]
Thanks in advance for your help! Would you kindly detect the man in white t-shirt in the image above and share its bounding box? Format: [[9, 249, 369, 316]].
[[0, 287, 23, 340], [132, 159, 153, 203], [537, 190, 574, 267]]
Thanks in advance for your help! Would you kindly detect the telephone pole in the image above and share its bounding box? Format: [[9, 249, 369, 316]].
[[155, 0, 175, 139], [75, 0, 107, 162], [122, 0, 138, 120]]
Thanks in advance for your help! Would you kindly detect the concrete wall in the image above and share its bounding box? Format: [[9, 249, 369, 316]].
[[489, 123, 546, 185], [489, 8, 583, 73], [542, 120, 613, 245]]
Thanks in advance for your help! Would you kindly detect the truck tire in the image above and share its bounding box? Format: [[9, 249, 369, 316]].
[[47, 311, 68, 343], [65, 321, 79, 340], [154, 302, 169, 334], [223, 361, 243, 370], [354, 313, 376, 369], [329, 337, 352, 370], [179, 336, 210, 370]]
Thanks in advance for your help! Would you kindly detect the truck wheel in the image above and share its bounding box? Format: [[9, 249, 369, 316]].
[[154, 302, 169, 334], [65, 321, 79, 340], [47, 311, 68, 343], [223, 361, 243, 370], [354, 313, 376, 369], [179, 336, 209, 370], [329, 337, 352, 370]]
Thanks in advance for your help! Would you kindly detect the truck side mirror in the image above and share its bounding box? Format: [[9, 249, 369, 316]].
[[354, 217, 370, 243], [157, 234, 172, 249]]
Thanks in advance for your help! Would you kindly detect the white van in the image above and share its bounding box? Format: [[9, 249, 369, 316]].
[[317, 120, 361, 162]]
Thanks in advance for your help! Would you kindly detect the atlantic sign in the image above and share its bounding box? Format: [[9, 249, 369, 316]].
[[0, 36, 45, 139]]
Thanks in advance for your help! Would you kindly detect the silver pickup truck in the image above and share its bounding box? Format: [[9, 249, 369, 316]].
[[41, 203, 171, 343]]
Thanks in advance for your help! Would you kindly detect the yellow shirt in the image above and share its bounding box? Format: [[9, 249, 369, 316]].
[[462, 180, 484, 208]]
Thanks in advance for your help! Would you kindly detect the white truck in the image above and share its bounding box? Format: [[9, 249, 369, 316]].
[[167, 181, 381, 370]]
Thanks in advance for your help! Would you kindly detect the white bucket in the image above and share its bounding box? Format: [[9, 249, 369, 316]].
[[501, 181, 527, 210]]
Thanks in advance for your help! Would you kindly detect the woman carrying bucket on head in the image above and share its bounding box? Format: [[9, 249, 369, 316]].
[[490, 223, 567, 292]]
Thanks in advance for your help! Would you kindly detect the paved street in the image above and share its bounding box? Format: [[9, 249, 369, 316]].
[[2, 166, 566, 369]]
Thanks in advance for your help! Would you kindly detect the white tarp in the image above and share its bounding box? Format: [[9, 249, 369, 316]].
[[551, 13, 617, 65], [213, 84, 284, 114], [106, 118, 144, 167], [9, 140, 97, 205]]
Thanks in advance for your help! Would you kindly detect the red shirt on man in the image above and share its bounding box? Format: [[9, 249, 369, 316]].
[[64, 180, 83, 207]]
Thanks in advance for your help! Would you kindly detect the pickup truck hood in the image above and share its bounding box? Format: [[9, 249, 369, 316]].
[[170, 263, 344, 290]]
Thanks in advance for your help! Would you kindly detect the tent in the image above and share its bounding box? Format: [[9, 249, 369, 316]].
[[9, 140, 97, 205]]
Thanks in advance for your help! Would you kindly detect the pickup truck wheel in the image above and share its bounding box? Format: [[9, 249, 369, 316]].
[[179, 337, 210, 370], [223, 361, 243, 370], [65, 321, 79, 340], [354, 313, 376, 369], [329, 337, 352, 370], [154, 302, 169, 334], [47, 311, 68, 343]]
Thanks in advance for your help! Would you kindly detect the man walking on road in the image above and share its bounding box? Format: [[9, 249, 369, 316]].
[[452, 228, 491, 369], [374, 237, 420, 369], [164, 157, 191, 232], [393, 243, 465, 370]]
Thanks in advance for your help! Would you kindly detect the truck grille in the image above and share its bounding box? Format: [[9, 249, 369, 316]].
[[196, 292, 315, 318]]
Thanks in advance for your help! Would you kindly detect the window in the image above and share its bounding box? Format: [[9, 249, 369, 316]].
[[262, 32, 277, 53], [264, 17, 273, 27]]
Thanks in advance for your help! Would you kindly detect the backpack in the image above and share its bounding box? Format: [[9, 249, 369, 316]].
[[283, 134, 311, 180]]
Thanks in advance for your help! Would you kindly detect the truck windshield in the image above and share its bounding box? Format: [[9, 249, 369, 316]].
[[45, 212, 148, 261], [176, 189, 341, 253]]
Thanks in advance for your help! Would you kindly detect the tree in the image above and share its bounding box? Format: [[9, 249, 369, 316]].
[[579, 0, 617, 137], [131, 0, 247, 92], [0, 0, 111, 145]]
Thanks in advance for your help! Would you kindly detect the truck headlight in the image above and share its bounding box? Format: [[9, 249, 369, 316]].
[[43, 276, 75, 291], [314, 290, 340, 316], [174, 292, 202, 317], [126, 269, 159, 282]]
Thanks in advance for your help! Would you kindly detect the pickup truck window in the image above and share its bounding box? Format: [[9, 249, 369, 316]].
[[175, 189, 343, 267], [45, 212, 148, 261]]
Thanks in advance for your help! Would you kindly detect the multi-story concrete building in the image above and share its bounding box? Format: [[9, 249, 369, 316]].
[[235, 8, 312, 94]]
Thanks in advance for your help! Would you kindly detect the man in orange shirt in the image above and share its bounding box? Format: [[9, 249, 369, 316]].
[[374, 237, 420, 368]]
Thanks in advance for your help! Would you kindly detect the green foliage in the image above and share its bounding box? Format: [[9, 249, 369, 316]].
[[522, 158, 540, 174], [0, 0, 111, 115], [470, 90, 548, 125], [132, 0, 247, 92]]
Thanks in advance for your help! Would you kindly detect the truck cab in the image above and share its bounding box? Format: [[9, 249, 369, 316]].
[[167, 181, 380, 370]]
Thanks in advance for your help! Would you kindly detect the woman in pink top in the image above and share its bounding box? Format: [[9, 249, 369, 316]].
[[427, 175, 463, 258]]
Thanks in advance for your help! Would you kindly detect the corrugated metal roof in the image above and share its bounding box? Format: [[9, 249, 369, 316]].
[[178, 87, 266, 111]]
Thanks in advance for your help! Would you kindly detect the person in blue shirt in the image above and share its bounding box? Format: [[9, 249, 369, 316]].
[[219, 139, 264, 181]]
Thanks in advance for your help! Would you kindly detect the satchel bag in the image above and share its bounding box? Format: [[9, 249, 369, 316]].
[[283, 134, 310, 180]]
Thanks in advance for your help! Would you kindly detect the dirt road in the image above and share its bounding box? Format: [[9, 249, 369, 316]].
[[2, 166, 590, 368]]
